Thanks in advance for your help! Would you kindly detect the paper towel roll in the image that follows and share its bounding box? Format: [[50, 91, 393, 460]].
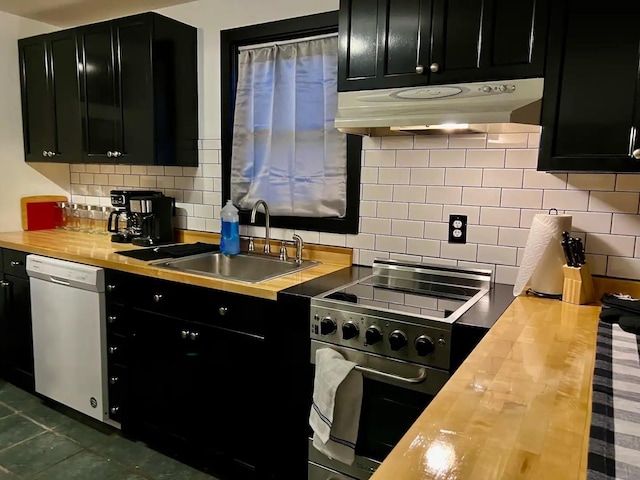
[[513, 213, 572, 296]]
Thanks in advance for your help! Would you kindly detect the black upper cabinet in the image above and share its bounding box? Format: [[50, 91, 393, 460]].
[[539, 1, 640, 172], [19, 31, 83, 163], [77, 13, 198, 166], [338, 0, 549, 91]]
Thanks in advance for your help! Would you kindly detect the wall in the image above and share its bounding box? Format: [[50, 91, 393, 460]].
[[66, 0, 640, 283], [0, 11, 70, 232]]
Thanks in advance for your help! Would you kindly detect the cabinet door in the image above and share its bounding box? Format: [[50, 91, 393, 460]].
[[338, 0, 433, 91], [113, 19, 155, 165], [539, 1, 640, 172], [1, 275, 34, 391], [430, 0, 548, 84], [48, 31, 83, 163], [19, 39, 55, 161], [78, 23, 120, 163]]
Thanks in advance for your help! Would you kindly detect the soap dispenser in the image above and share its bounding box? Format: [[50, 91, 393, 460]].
[[220, 200, 240, 255]]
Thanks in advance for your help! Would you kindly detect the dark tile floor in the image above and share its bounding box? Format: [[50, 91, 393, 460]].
[[0, 380, 217, 479]]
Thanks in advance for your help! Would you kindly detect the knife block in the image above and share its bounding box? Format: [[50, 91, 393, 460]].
[[562, 264, 595, 305]]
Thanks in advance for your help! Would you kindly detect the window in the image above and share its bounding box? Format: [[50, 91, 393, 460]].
[[221, 12, 361, 234]]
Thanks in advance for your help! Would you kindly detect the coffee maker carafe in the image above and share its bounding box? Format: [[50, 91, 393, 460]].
[[108, 190, 163, 243], [130, 196, 175, 247]]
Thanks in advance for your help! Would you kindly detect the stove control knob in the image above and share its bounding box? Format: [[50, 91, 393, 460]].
[[365, 326, 382, 345], [342, 321, 359, 340], [389, 330, 408, 351], [415, 335, 435, 356], [320, 317, 337, 336]]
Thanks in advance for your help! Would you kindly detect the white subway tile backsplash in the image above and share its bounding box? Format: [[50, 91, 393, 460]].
[[467, 225, 499, 245], [567, 174, 616, 191], [376, 235, 406, 253], [504, 149, 537, 168], [99, 165, 115, 174], [347, 233, 375, 250], [205, 218, 219, 232], [165, 190, 184, 202], [616, 175, 640, 192], [466, 149, 505, 168], [396, 150, 429, 167], [564, 211, 611, 234], [377, 202, 409, 219], [175, 203, 194, 217], [146, 166, 164, 175], [442, 205, 480, 224], [410, 168, 445, 185], [139, 176, 157, 188], [409, 204, 443, 222], [381, 136, 413, 150], [522, 171, 568, 190], [359, 250, 390, 266], [70, 164, 86, 173], [461, 187, 501, 206], [589, 191, 639, 214], [202, 164, 221, 178], [193, 204, 214, 218], [495, 266, 519, 285], [123, 176, 140, 187], [361, 167, 378, 184], [184, 191, 203, 204], [175, 177, 195, 190], [361, 218, 392, 235], [202, 139, 221, 150], [319, 233, 347, 247], [527, 132, 541, 148], [362, 137, 381, 150], [481, 207, 520, 227], [429, 149, 466, 167], [586, 233, 636, 257], [611, 214, 640, 235], [393, 185, 426, 203], [202, 191, 218, 205], [482, 169, 523, 188], [130, 166, 147, 175], [414, 135, 448, 149], [79, 173, 94, 184], [519, 209, 547, 228], [114, 165, 130, 175], [85, 165, 100, 174], [636, 238, 640, 258], [426, 186, 462, 204], [108, 174, 123, 186], [423, 222, 449, 240], [585, 254, 608, 276], [156, 176, 175, 189], [543, 190, 589, 211], [379, 168, 410, 184], [193, 177, 214, 191], [500, 189, 543, 209], [448, 134, 486, 149], [607, 257, 640, 280], [487, 133, 528, 149], [391, 220, 424, 238], [497, 227, 530, 247], [187, 217, 206, 231], [440, 243, 477, 261], [70, 173, 80, 184], [407, 238, 440, 257], [477, 244, 517, 265], [445, 168, 482, 186], [362, 185, 393, 201], [365, 150, 396, 167]]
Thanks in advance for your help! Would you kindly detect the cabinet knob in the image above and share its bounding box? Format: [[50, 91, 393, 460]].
[[107, 151, 113, 158], [189, 331, 199, 341], [47, 151, 56, 157], [10, 261, 23, 267], [153, 293, 163, 303], [107, 315, 117, 324], [415, 64, 424, 74], [633, 149, 640, 160], [108, 346, 118, 354], [42, 150, 48, 157], [109, 376, 119, 385], [218, 306, 228, 316], [0, 281, 10, 288], [181, 329, 189, 339], [113, 151, 122, 158], [430, 63, 440, 73], [106, 284, 116, 292], [110, 406, 120, 415]]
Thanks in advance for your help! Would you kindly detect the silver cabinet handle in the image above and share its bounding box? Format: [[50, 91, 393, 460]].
[[353, 364, 427, 385], [42, 150, 48, 157], [430, 63, 440, 73], [106, 284, 116, 292], [153, 293, 163, 303], [633, 149, 640, 159], [10, 261, 22, 267], [110, 406, 120, 414], [415, 64, 424, 74], [181, 329, 189, 339], [110, 376, 119, 385], [108, 315, 117, 324], [47, 151, 56, 157], [109, 346, 118, 354], [0, 281, 10, 288], [218, 306, 228, 316], [189, 331, 199, 341]]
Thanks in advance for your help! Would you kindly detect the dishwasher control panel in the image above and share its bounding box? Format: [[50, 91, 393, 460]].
[[26, 255, 105, 291]]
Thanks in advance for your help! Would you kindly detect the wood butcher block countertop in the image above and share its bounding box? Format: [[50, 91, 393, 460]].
[[0, 230, 351, 300], [372, 296, 603, 480]]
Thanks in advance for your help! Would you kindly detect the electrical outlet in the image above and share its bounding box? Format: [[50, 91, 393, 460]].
[[448, 214, 467, 244]]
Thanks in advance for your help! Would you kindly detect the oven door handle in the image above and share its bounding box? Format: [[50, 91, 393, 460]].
[[354, 364, 427, 385]]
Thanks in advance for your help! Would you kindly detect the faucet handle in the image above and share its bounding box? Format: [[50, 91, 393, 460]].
[[279, 241, 288, 261], [248, 237, 255, 252]]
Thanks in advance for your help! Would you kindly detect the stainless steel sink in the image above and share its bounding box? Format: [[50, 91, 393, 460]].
[[151, 252, 319, 283]]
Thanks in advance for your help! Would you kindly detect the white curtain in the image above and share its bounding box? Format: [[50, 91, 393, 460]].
[[230, 36, 347, 218]]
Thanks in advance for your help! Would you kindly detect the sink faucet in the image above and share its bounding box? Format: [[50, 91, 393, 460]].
[[250, 199, 271, 254], [293, 234, 304, 264]]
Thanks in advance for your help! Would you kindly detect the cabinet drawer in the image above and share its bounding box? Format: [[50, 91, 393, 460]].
[[3, 250, 28, 279]]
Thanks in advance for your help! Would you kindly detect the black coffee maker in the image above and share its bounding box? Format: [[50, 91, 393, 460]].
[[129, 196, 175, 247], [108, 190, 163, 243]]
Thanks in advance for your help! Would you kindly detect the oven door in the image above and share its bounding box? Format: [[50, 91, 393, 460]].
[[309, 340, 450, 478]]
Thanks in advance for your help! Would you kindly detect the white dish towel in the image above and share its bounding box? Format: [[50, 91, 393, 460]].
[[309, 347, 363, 465]]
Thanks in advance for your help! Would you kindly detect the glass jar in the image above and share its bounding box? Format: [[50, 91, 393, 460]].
[[86, 205, 100, 233], [55, 202, 69, 229], [71, 204, 88, 232], [99, 206, 115, 235]]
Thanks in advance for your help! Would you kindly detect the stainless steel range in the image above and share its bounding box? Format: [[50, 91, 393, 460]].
[[308, 259, 492, 480]]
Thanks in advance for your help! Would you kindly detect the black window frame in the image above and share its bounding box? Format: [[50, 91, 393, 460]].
[[220, 11, 361, 235]]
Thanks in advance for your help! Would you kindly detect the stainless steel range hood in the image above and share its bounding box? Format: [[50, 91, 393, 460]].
[[335, 78, 544, 136]]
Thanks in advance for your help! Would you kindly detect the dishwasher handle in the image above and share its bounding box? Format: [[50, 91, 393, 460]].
[[48, 276, 72, 287]]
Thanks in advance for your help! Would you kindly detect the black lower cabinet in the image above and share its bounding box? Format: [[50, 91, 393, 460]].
[[0, 250, 34, 392]]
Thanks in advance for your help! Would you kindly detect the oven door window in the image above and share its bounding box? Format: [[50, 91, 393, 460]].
[[356, 378, 433, 461]]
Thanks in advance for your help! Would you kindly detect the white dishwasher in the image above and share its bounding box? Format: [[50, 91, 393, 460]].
[[27, 255, 113, 426]]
